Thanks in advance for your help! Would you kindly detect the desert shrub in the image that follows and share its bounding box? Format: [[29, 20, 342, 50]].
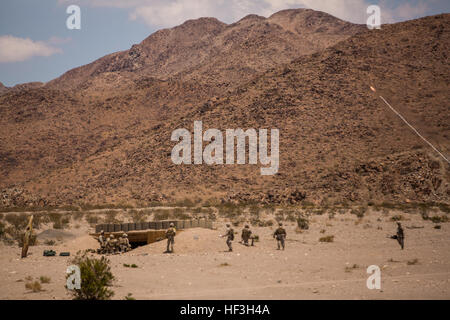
[[86, 215, 99, 226], [319, 235, 334, 243], [25, 281, 42, 292], [17, 231, 37, 247], [430, 215, 448, 223], [296, 216, 309, 230], [351, 207, 367, 218], [390, 215, 403, 222], [73, 212, 85, 221], [124, 293, 135, 300], [0, 221, 5, 237], [44, 239, 56, 246], [437, 203, 450, 214], [5, 213, 29, 230], [104, 210, 120, 224], [39, 276, 51, 284], [172, 210, 190, 220], [67, 253, 115, 300], [217, 203, 241, 219], [174, 198, 195, 207], [345, 264, 359, 272], [123, 263, 138, 268], [154, 210, 170, 221], [407, 258, 419, 265]]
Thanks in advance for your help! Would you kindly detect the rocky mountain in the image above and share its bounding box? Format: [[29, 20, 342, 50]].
[[0, 9, 448, 207]]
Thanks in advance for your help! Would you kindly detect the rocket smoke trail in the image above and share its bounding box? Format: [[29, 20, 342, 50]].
[[370, 86, 449, 164]]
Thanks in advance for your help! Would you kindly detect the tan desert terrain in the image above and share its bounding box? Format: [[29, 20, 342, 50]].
[[1, 207, 449, 300]]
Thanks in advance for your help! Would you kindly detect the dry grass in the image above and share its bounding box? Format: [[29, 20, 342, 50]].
[[319, 235, 334, 243]]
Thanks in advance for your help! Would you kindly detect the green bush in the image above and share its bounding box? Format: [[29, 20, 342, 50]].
[[67, 253, 115, 300], [296, 216, 309, 230]]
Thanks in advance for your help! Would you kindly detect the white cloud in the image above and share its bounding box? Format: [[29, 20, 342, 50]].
[[58, 0, 433, 27], [0, 36, 62, 63]]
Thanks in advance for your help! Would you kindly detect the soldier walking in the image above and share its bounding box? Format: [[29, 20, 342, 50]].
[[390, 222, 405, 250], [165, 223, 176, 253], [273, 222, 287, 250], [221, 224, 234, 252]]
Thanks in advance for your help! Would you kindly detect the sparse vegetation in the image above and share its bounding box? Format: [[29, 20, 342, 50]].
[[67, 253, 115, 300], [429, 216, 448, 224], [124, 293, 136, 300], [25, 281, 42, 292], [407, 259, 419, 265], [319, 235, 334, 243], [39, 276, 51, 284], [345, 264, 359, 272], [296, 215, 309, 230], [391, 215, 403, 221], [44, 239, 56, 246]]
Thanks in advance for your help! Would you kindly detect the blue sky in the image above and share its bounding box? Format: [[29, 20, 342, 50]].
[[0, 0, 448, 87]]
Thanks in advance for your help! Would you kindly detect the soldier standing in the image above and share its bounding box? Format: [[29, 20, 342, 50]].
[[120, 233, 131, 253], [165, 223, 176, 253], [105, 236, 112, 254], [97, 230, 106, 254], [273, 222, 287, 250], [221, 223, 234, 252], [241, 225, 254, 246]]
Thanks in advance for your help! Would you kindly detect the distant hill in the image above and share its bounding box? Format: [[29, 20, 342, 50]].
[[0, 10, 448, 207]]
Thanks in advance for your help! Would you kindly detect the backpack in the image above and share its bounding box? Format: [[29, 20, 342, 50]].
[[43, 250, 56, 256]]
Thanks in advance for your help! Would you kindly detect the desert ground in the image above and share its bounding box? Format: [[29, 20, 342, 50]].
[[0, 206, 449, 300]]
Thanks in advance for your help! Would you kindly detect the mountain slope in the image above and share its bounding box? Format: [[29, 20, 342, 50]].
[[0, 11, 449, 207]]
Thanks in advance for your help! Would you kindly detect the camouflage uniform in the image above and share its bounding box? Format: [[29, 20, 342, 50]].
[[165, 223, 176, 253], [119, 233, 131, 253], [97, 231, 106, 254], [107, 234, 118, 254], [105, 237, 113, 254], [241, 225, 254, 246], [396, 222, 405, 250], [223, 224, 234, 252], [273, 223, 286, 250]]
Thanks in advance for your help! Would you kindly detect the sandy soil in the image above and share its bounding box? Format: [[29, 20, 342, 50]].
[[1, 211, 449, 300]]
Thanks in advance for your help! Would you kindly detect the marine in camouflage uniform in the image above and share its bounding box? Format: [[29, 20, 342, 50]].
[[107, 234, 119, 254], [119, 233, 131, 253], [241, 225, 254, 246], [392, 222, 405, 250], [273, 222, 287, 250], [222, 224, 234, 252], [165, 223, 176, 253], [97, 230, 106, 254]]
